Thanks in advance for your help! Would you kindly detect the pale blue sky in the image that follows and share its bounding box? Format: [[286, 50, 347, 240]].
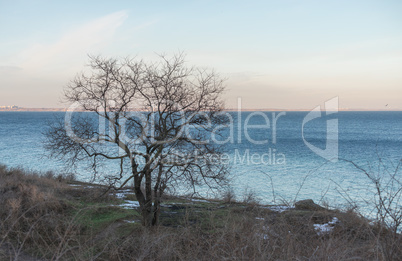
[[0, 0, 401, 109]]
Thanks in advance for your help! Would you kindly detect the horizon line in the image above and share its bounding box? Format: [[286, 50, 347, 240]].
[[0, 107, 401, 112]]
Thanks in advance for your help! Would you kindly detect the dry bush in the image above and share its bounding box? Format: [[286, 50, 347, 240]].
[[221, 188, 236, 204], [101, 209, 372, 260], [341, 158, 402, 260], [0, 164, 400, 260], [0, 165, 80, 260], [99, 204, 402, 261], [0, 165, 121, 260], [242, 187, 260, 206]]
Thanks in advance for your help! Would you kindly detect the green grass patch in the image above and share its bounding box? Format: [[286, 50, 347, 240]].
[[74, 205, 140, 232]]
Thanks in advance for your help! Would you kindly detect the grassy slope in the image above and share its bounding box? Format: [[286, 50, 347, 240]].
[[0, 165, 401, 260]]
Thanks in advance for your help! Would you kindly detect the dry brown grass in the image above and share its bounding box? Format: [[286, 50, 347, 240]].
[[0, 166, 78, 259], [101, 208, 400, 261], [0, 164, 401, 260]]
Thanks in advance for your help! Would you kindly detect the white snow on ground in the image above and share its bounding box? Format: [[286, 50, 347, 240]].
[[261, 205, 294, 213], [118, 200, 141, 209], [257, 225, 270, 240], [114, 192, 135, 199], [110, 189, 135, 200], [328, 217, 339, 225], [114, 193, 125, 199], [313, 217, 339, 236]]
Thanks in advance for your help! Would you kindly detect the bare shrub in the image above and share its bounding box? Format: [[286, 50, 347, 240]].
[[1, 164, 400, 260], [242, 186, 260, 206], [221, 188, 236, 204], [0, 165, 78, 259], [341, 158, 402, 260]]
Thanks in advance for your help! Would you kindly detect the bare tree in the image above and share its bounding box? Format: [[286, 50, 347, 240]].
[[45, 54, 229, 226]]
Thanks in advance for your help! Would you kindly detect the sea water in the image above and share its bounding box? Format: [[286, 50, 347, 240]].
[[0, 111, 401, 216]]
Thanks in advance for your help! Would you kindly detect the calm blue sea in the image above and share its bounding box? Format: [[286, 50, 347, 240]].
[[0, 111, 401, 216]]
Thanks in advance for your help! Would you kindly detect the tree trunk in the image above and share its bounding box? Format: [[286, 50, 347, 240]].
[[143, 168, 153, 227], [141, 205, 153, 227], [131, 159, 153, 227], [133, 176, 151, 227], [152, 198, 160, 226]]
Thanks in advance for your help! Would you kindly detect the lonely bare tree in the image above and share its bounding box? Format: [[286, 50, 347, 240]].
[[45, 54, 229, 226]]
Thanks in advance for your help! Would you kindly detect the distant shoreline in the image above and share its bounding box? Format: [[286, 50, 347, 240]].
[[0, 108, 67, 112], [0, 108, 401, 112]]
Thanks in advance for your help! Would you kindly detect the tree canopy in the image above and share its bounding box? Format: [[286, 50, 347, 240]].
[[45, 54, 229, 226]]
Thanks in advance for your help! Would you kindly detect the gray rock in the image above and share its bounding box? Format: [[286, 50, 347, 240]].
[[294, 199, 325, 211]]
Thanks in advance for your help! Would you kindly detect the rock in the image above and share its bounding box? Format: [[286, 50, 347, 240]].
[[294, 199, 325, 211]]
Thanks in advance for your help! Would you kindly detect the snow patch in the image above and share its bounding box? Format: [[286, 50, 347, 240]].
[[257, 225, 270, 240], [118, 200, 140, 209], [112, 190, 135, 199], [257, 233, 269, 240], [328, 217, 339, 225], [262, 205, 294, 213], [313, 217, 339, 236]]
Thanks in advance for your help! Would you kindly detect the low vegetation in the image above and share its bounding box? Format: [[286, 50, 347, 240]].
[[0, 164, 401, 260]]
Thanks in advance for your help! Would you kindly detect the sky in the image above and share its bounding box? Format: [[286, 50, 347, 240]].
[[0, 0, 401, 110]]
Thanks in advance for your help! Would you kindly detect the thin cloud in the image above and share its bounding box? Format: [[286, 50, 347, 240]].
[[20, 10, 129, 72]]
